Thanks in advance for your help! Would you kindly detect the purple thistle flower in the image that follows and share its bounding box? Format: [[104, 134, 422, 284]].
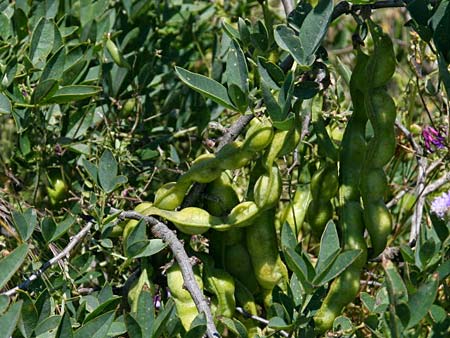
[[422, 126, 446, 152], [430, 191, 450, 219]]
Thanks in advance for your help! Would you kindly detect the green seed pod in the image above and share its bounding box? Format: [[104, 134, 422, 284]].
[[143, 206, 221, 235], [222, 201, 260, 229], [224, 243, 259, 294], [180, 153, 222, 184], [106, 38, 129, 68], [314, 267, 361, 334], [363, 200, 392, 257], [246, 209, 286, 290], [253, 165, 282, 210], [205, 172, 240, 216], [216, 141, 254, 170], [167, 263, 203, 331], [154, 181, 191, 210], [306, 199, 333, 237], [204, 268, 236, 318], [243, 116, 274, 152], [360, 168, 387, 202]]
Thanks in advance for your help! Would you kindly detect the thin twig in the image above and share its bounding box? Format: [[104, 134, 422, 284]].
[[2, 221, 94, 297], [119, 211, 219, 338], [235, 307, 290, 338], [422, 171, 450, 196], [216, 114, 254, 151], [394, 121, 429, 246]]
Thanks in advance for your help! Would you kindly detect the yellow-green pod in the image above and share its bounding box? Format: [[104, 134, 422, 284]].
[[145, 206, 220, 235], [205, 268, 236, 318], [205, 172, 240, 216], [253, 165, 282, 210], [243, 116, 274, 152], [167, 263, 203, 331], [180, 153, 222, 184], [154, 181, 191, 210], [216, 141, 254, 170], [222, 201, 260, 229]]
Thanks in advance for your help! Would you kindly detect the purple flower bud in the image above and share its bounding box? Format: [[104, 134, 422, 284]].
[[431, 191, 450, 219], [422, 126, 446, 152]]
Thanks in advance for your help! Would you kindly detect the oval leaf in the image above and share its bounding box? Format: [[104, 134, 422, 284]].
[[175, 66, 237, 111], [0, 244, 29, 289]]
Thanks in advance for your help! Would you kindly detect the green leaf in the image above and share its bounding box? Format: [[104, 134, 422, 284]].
[[31, 79, 59, 104], [312, 249, 362, 286], [51, 215, 76, 242], [281, 221, 297, 252], [406, 274, 439, 328], [30, 18, 56, 65], [268, 316, 291, 330], [333, 316, 353, 332], [18, 293, 38, 338], [274, 25, 306, 67], [257, 57, 284, 90], [0, 300, 23, 338], [432, 1, 450, 63], [98, 149, 118, 193], [41, 46, 66, 82], [261, 81, 283, 121], [34, 315, 62, 336], [44, 85, 101, 104], [374, 287, 389, 313], [175, 66, 237, 111], [360, 292, 375, 313], [124, 313, 142, 338], [55, 312, 73, 338], [12, 208, 37, 241], [0, 13, 12, 40], [220, 317, 248, 338], [226, 40, 249, 94], [73, 310, 115, 338], [0, 94, 11, 115], [438, 53, 450, 99], [125, 219, 146, 256], [284, 247, 314, 292], [82, 159, 98, 185], [384, 260, 408, 304], [297, 0, 333, 63], [315, 220, 340, 275], [151, 299, 175, 338], [238, 18, 251, 46], [133, 239, 167, 259], [227, 84, 248, 113], [134, 290, 154, 337], [84, 297, 121, 323], [2, 236, 27, 268], [0, 296, 9, 314]]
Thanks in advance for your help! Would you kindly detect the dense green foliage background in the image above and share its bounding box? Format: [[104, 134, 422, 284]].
[[0, 0, 449, 337]]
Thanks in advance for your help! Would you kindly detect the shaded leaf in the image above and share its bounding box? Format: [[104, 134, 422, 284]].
[[73, 310, 115, 338], [0, 300, 23, 338], [0, 244, 28, 289], [407, 274, 439, 328], [31, 79, 59, 104], [98, 149, 118, 193], [0, 94, 11, 115]]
